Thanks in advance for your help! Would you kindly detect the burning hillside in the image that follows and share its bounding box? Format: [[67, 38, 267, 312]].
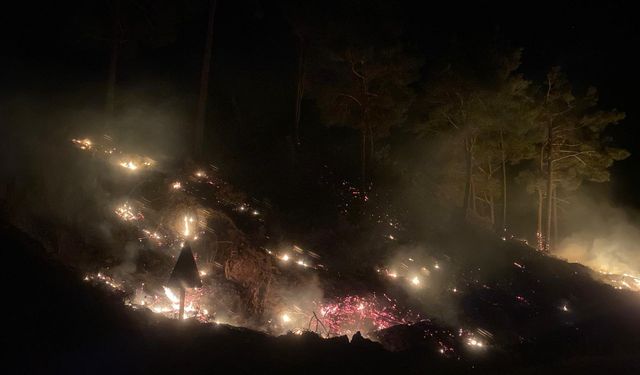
[[2, 132, 640, 374], [67, 135, 431, 337], [12, 135, 623, 358]]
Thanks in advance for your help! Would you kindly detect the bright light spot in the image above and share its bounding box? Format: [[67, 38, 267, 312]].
[[562, 305, 569, 312], [115, 203, 141, 221], [466, 337, 485, 349], [183, 215, 191, 237], [434, 263, 440, 269], [411, 276, 420, 286], [72, 138, 92, 150], [120, 161, 138, 170], [281, 254, 290, 262], [199, 270, 207, 277], [281, 313, 291, 323], [172, 181, 182, 190], [163, 287, 179, 304], [195, 170, 206, 178], [252, 210, 259, 216]]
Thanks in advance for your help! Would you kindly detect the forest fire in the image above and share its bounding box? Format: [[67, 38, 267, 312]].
[[69, 134, 640, 345], [71, 138, 92, 150], [7, 2, 640, 372], [317, 294, 420, 335], [114, 202, 143, 222], [598, 271, 640, 292]]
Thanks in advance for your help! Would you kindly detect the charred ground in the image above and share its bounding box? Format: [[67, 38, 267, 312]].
[[4, 213, 640, 374]]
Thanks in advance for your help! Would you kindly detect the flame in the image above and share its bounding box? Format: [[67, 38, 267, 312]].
[[411, 276, 420, 286], [115, 203, 142, 221], [120, 160, 138, 170], [72, 138, 92, 150], [183, 215, 191, 237], [163, 286, 180, 304]]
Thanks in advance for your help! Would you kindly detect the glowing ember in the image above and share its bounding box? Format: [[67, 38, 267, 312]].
[[115, 203, 142, 221], [319, 294, 419, 335], [172, 181, 182, 190], [163, 286, 180, 304], [466, 338, 485, 348], [181, 215, 196, 238], [84, 272, 124, 291], [597, 271, 640, 292], [183, 216, 191, 237], [120, 161, 139, 170], [72, 138, 92, 150], [411, 276, 421, 286], [142, 229, 163, 244]]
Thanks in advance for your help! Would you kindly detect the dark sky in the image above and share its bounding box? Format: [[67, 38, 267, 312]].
[[2, 0, 639, 206]]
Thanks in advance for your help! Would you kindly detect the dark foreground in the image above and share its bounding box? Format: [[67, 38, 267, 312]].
[[4, 221, 640, 374]]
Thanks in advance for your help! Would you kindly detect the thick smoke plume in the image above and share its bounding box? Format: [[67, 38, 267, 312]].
[[556, 191, 640, 276]]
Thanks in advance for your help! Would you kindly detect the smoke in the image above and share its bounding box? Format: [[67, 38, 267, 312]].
[[555, 191, 640, 276], [264, 271, 325, 334], [0, 83, 192, 264], [384, 244, 461, 326]]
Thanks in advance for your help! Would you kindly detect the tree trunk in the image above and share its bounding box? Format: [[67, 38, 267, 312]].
[[368, 123, 374, 160], [178, 287, 186, 320], [537, 188, 543, 251], [194, 0, 218, 159], [462, 138, 473, 218], [106, 0, 120, 121], [361, 126, 367, 189], [553, 187, 558, 247], [471, 177, 477, 214], [545, 120, 554, 252], [489, 194, 495, 226], [293, 33, 305, 147], [500, 130, 507, 231]]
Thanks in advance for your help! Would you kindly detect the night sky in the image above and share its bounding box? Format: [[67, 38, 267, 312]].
[[2, 0, 638, 205]]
